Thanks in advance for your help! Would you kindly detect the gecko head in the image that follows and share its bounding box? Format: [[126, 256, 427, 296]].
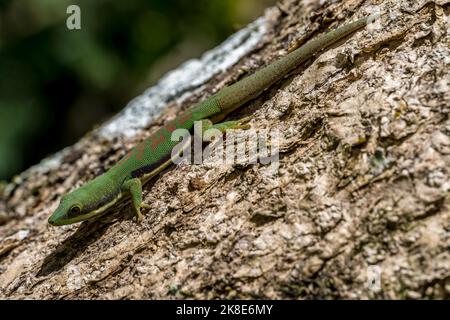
[[48, 186, 104, 226], [49, 174, 121, 226]]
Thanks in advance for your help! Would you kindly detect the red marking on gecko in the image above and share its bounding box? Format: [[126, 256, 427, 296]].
[[177, 111, 192, 126], [151, 130, 166, 150], [117, 110, 195, 167], [166, 121, 177, 133], [135, 141, 146, 161]]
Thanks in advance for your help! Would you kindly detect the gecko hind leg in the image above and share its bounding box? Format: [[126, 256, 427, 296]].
[[202, 116, 252, 133], [122, 178, 149, 223]]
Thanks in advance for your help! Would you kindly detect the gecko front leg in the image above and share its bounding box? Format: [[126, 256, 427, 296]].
[[122, 178, 151, 223]]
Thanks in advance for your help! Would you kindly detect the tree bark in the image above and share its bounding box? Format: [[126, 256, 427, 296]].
[[1, 0, 449, 299]]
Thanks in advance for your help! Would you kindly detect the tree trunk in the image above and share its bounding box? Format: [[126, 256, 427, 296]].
[[1, 0, 449, 299]]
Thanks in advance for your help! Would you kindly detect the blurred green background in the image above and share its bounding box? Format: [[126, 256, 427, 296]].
[[0, 0, 276, 181]]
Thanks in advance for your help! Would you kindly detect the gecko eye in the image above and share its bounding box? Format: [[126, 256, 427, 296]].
[[69, 206, 81, 216]]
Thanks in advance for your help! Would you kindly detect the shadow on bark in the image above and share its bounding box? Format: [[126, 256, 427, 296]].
[[37, 219, 115, 277]]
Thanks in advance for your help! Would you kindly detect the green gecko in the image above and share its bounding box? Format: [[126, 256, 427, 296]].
[[48, 14, 377, 226]]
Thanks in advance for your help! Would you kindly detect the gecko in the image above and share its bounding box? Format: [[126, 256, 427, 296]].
[[48, 14, 378, 226]]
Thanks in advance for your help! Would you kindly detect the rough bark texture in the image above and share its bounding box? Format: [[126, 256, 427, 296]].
[[1, 0, 450, 299]]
